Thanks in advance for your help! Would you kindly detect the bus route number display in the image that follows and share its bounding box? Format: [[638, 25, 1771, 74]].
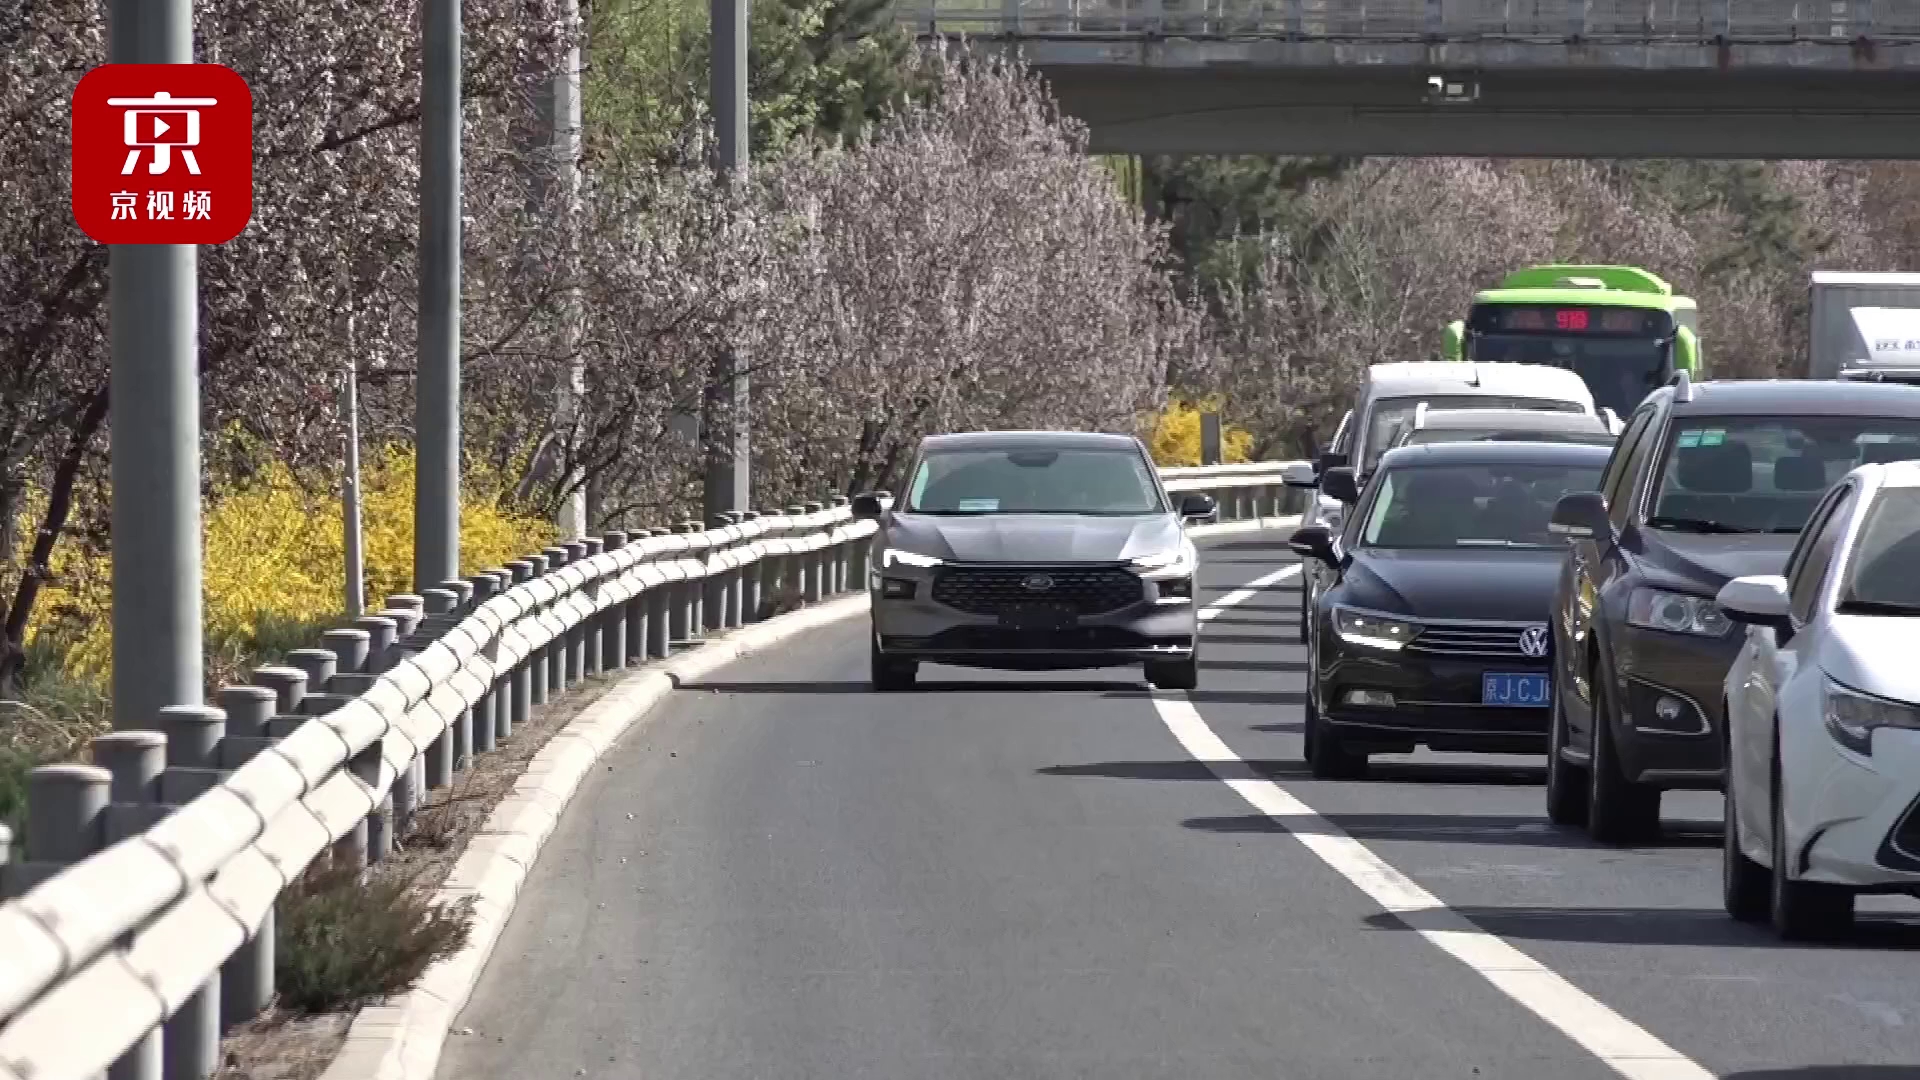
[[1493, 307, 1646, 334]]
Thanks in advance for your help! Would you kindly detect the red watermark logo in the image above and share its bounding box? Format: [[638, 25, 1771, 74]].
[[71, 64, 253, 245]]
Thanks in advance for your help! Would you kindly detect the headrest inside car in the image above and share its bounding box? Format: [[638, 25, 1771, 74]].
[[1771, 454, 1829, 492], [1675, 441, 1753, 494]]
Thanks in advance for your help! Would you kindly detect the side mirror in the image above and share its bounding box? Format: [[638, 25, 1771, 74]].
[[1281, 462, 1319, 489], [1288, 525, 1338, 565], [1548, 491, 1609, 541], [1178, 493, 1217, 521], [1316, 451, 1348, 474], [1321, 466, 1360, 505], [1716, 575, 1793, 631], [851, 492, 886, 519]]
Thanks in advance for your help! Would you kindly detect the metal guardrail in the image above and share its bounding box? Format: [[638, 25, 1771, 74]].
[[0, 462, 1305, 1080], [901, 0, 1920, 40]]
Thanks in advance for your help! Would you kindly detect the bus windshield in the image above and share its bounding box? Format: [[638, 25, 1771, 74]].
[[1469, 334, 1668, 417]]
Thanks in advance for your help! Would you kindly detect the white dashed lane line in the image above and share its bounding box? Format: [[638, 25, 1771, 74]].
[[1158, 560, 1717, 1080]]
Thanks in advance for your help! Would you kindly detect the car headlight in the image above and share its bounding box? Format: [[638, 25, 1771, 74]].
[[1626, 588, 1731, 638], [1130, 543, 1195, 581], [1332, 606, 1421, 651], [881, 547, 942, 570], [1823, 678, 1920, 757]]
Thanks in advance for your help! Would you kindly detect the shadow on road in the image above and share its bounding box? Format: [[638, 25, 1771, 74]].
[[1720, 1060, 1920, 1068], [1251, 722, 1303, 734], [679, 678, 1146, 694], [1038, 759, 1310, 782], [1205, 540, 1297, 553], [1361, 905, 1920, 951], [1199, 657, 1309, 673], [1106, 688, 1306, 706], [1722, 1069, 1920, 1079]]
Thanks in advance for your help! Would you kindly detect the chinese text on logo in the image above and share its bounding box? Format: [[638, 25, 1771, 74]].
[[71, 64, 253, 245]]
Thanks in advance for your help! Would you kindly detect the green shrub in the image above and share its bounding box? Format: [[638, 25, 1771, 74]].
[[275, 863, 476, 1014]]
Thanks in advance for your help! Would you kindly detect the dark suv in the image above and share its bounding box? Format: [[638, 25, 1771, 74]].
[[1546, 375, 1920, 844]]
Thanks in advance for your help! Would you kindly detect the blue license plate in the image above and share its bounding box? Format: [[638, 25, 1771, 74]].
[[1481, 673, 1550, 707]]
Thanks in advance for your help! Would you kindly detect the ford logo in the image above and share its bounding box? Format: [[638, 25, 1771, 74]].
[[1021, 574, 1054, 592], [1518, 625, 1550, 658]]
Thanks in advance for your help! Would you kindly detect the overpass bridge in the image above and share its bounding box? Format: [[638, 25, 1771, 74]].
[[898, 1, 1920, 157]]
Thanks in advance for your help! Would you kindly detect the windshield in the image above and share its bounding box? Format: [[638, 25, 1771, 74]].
[[1404, 428, 1615, 448], [1364, 395, 1585, 472], [905, 446, 1165, 516], [1840, 487, 1920, 614], [1360, 461, 1605, 549], [1648, 417, 1920, 535], [1469, 334, 1667, 418]]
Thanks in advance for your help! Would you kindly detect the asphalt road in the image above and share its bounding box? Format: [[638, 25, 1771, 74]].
[[439, 531, 1920, 1080]]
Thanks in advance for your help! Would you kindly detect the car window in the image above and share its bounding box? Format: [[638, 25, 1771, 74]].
[[1599, 405, 1655, 513], [1789, 485, 1857, 622], [906, 447, 1165, 515], [1361, 395, 1585, 473], [1646, 415, 1920, 535], [1358, 461, 1605, 549], [1838, 486, 1920, 613], [1330, 410, 1353, 454], [1608, 406, 1663, 528]]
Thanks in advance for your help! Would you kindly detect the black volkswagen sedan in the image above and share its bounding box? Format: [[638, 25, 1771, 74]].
[[1290, 440, 1611, 779]]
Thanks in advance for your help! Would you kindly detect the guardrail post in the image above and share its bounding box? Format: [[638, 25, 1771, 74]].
[[737, 512, 764, 622], [466, 572, 502, 754], [600, 532, 630, 670], [803, 501, 827, 602], [682, 523, 709, 639], [621, 532, 650, 662], [322, 627, 372, 675], [670, 524, 698, 647], [349, 738, 388, 864], [704, 515, 731, 632], [540, 546, 572, 691], [207, 685, 279, 1032], [780, 505, 806, 609], [421, 587, 467, 777], [353, 614, 399, 673], [252, 664, 309, 714], [829, 496, 851, 592], [644, 531, 672, 658], [505, 560, 536, 733], [522, 553, 551, 704], [562, 541, 591, 680], [577, 537, 605, 677]]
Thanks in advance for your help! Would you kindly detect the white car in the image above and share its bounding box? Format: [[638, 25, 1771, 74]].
[[1717, 459, 1920, 940]]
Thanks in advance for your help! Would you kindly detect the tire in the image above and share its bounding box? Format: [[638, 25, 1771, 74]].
[[1721, 743, 1770, 922], [1769, 750, 1853, 941], [1304, 687, 1368, 780], [1146, 652, 1200, 691], [870, 634, 917, 692], [1587, 676, 1661, 845], [1545, 681, 1590, 829]]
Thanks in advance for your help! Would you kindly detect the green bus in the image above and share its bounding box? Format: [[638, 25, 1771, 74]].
[[1440, 264, 1703, 418]]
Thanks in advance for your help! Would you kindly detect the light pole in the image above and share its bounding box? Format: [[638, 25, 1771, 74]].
[[416, 0, 463, 589], [702, 0, 751, 522], [107, 0, 203, 729]]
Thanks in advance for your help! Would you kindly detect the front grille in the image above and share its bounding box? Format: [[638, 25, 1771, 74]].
[[930, 565, 1143, 617], [1407, 620, 1545, 659]]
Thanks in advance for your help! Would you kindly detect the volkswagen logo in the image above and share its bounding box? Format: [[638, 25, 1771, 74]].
[[1518, 625, 1550, 658], [1021, 574, 1055, 592]]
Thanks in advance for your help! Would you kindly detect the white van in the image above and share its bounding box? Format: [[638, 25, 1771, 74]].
[[1282, 362, 1596, 640]]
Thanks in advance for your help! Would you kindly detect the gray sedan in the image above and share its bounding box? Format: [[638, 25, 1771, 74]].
[[852, 431, 1217, 691]]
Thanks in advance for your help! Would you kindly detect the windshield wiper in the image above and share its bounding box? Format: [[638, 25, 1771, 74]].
[[1646, 515, 1754, 535], [1837, 599, 1920, 617]]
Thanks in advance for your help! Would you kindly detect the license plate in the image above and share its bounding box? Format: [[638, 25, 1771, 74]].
[[999, 606, 1077, 631], [1481, 672, 1549, 707]]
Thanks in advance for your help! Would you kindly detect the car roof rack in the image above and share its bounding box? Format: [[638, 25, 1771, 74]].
[[1668, 369, 1693, 403]]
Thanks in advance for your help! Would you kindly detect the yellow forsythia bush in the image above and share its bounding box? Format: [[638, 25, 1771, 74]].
[[25, 446, 558, 683], [1146, 395, 1254, 468]]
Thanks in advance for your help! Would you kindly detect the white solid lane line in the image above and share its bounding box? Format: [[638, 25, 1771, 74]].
[[1162, 561, 1716, 1080]]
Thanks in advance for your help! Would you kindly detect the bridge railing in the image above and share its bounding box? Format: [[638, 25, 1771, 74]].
[[0, 461, 1306, 1080], [901, 0, 1920, 41]]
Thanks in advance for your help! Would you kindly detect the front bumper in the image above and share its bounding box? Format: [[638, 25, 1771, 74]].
[[1319, 636, 1552, 755], [871, 565, 1197, 670], [1606, 622, 1741, 788], [1788, 726, 1920, 894]]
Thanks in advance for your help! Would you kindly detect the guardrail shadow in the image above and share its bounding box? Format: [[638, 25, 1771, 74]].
[[1038, 759, 1311, 782], [680, 678, 1148, 694]]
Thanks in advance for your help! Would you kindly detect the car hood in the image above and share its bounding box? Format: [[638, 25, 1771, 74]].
[[1638, 531, 1797, 593], [884, 512, 1182, 564], [1820, 616, 1920, 706], [1340, 547, 1565, 622]]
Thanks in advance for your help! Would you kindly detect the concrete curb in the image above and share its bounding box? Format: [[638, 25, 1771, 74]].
[[319, 516, 1298, 1080]]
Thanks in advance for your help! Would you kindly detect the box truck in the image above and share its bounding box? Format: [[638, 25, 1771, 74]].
[[1808, 271, 1920, 384]]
